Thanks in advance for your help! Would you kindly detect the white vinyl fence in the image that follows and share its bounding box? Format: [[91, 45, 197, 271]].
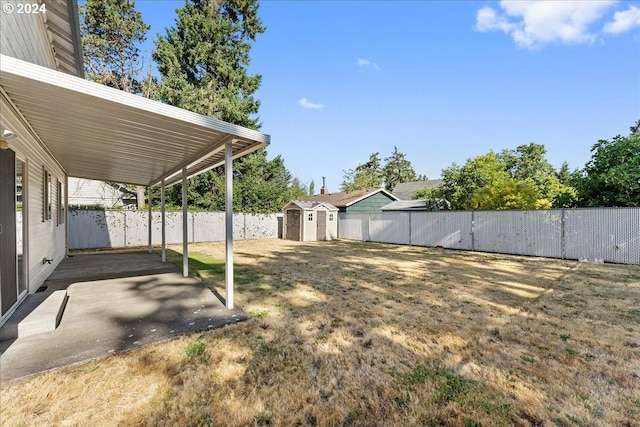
[[69, 210, 282, 250], [338, 208, 640, 265]]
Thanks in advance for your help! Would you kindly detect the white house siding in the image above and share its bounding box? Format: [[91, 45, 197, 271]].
[[67, 178, 134, 207], [1, 96, 66, 293], [0, 5, 56, 69]]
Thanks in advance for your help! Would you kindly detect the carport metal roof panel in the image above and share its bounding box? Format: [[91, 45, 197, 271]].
[[0, 55, 270, 186]]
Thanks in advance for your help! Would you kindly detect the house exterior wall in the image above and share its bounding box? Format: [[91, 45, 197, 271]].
[[345, 192, 396, 213], [0, 9, 56, 69], [1, 96, 66, 295], [67, 178, 135, 208], [0, 6, 67, 303]]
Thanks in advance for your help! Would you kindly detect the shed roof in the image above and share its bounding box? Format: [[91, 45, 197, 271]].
[[392, 180, 443, 200], [0, 55, 270, 187], [284, 200, 338, 211], [306, 188, 397, 207]]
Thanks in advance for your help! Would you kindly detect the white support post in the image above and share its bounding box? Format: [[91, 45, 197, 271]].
[[182, 168, 188, 277], [225, 141, 234, 309], [161, 180, 166, 263], [147, 186, 152, 253]]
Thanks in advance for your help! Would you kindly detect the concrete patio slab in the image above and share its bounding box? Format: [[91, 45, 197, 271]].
[[0, 252, 248, 382]]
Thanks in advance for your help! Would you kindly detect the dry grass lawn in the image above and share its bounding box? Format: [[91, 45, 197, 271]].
[[1, 239, 639, 427]]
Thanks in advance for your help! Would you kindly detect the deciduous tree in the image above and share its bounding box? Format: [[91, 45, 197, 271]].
[[577, 120, 640, 207]]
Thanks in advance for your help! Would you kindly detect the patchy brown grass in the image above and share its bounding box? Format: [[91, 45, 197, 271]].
[[2, 239, 639, 426]]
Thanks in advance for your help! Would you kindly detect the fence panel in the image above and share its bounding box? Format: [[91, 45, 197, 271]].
[[69, 210, 123, 249], [245, 213, 280, 240], [193, 212, 225, 242], [564, 208, 640, 264], [410, 211, 473, 250], [369, 213, 411, 245], [338, 213, 370, 241], [473, 210, 562, 258], [69, 210, 279, 250], [338, 207, 640, 265]]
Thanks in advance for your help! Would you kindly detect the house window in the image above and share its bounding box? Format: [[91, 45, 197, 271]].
[[329, 213, 334, 221], [308, 212, 314, 221], [43, 168, 52, 221], [57, 179, 64, 225]]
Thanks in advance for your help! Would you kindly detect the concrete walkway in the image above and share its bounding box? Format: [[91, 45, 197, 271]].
[[0, 252, 248, 382]]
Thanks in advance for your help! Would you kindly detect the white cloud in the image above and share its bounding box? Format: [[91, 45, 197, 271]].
[[299, 97, 325, 110], [357, 57, 380, 70], [604, 5, 640, 34], [475, 1, 618, 49]]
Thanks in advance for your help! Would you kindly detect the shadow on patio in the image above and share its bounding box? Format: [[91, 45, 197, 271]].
[[0, 251, 247, 382]]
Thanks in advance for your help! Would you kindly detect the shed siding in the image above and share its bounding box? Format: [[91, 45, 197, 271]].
[[0, 10, 56, 69], [345, 193, 396, 213], [326, 211, 338, 240], [1, 95, 66, 294]]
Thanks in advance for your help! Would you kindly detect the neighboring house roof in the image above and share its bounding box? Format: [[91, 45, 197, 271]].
[[381, 199, 452, 212], [306, 189, 398, 208], [381, 200, 430, 211], [284, 200, 338, 211], [392, 180, 443, 200]]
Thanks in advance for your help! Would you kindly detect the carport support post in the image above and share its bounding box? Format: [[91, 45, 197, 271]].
[[182, 168, 188, 277], [147, 186, 152, 253], [225, 141, 234, 309], [161, 180, 166, 263]]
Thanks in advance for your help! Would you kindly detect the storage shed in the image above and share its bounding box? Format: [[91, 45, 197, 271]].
[[283, 201, 338, 241]]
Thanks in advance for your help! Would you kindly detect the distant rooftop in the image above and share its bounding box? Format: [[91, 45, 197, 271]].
[[392, 180, 443, 200], [306, 188, 397, 207]]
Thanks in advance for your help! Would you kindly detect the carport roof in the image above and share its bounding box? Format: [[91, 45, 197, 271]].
[[0, 55, 270, 187]]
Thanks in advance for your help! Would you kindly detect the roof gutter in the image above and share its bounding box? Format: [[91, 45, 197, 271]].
[[67, 0, 84, 78]]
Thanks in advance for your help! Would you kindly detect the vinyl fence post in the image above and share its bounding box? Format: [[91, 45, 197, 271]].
[[471, 210, 476, 252], [561, 208, 566, 259]]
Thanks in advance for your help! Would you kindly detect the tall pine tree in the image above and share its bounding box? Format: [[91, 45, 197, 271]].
[[80, 0, 149, 93], [153, 1, 298, 213], [153, 0, 265, 128]]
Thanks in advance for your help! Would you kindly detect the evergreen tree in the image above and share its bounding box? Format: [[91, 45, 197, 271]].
[[341, 153, 384, 191], [309, 180, 315, 196], [153, 0, 265, 128], [80, 0, 149, 208], [80, 0, 149, 93], [383, 146, 418, 192], [153, 0, 299, 213]]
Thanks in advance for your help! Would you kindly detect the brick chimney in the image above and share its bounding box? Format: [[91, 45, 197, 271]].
[[320, 176, 329, 195]]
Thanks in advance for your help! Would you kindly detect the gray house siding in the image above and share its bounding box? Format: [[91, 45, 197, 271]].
[[345, 193, 397, 213]]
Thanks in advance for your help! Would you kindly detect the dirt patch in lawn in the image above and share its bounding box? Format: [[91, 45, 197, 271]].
[[2, 239, 639, 426]]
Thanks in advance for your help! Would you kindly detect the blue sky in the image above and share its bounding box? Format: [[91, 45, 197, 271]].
[[135, 0, 640, 193]]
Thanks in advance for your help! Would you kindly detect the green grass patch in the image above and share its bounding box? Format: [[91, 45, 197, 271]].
[[185, 342, 209, 365], [164, 249, 261, 287], [400, 365, 513, 421], [250, 309, 270, 319]]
